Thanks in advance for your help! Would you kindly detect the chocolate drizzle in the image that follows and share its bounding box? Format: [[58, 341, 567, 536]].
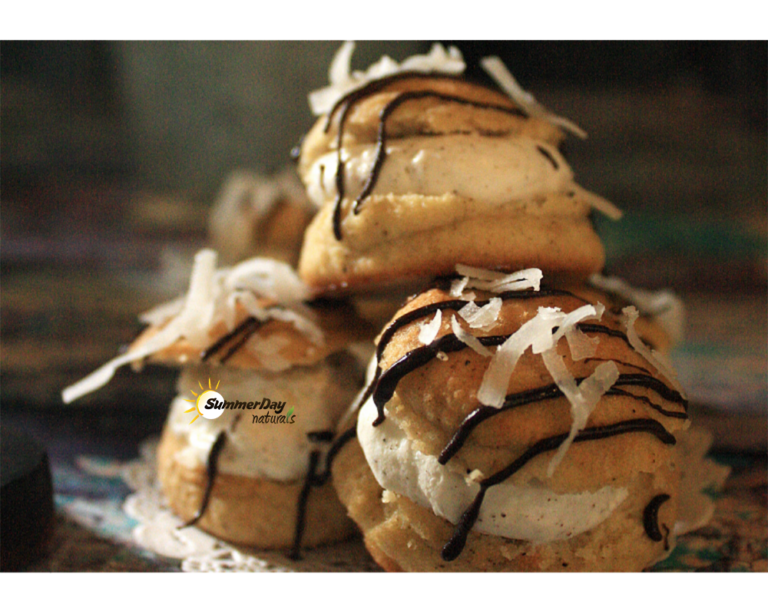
[[643, 493, 671, 543], [325, 73, 527, 240], [357, 288, 575, 424], [179, 421, 341, 559], [442, 419, 676, 562], [289, 450, 322, 561], [438, 373, 687, 466], [370, 324, 685, 428], [179, 430, 228, 529], [536, 144, 560, 170], [200, 316, 264, 364]]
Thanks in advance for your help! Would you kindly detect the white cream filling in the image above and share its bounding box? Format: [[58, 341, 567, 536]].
[[357, 396, 628, 543], [305, 135, 575, 210], [168, 362, 352, 482]]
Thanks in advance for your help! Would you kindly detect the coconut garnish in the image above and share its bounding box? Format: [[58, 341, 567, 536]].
[[473, 298, 617, 474], [476, 307, 559, 409], [622, 306, 686, 398], [571, 185, 623, 221], [62, 250, 321, 404], [449, 275, 470, 298], [476, 303, 603, 409], [542, 354, 620, 476], [418, 309, 443, 346], [556, 302, 605, 362], [450, 315, 493, 357], [480, 55, 588, 140], [589, 273, 685, 345], [458, 297, 502, 332], [309, 41, 465, 117], [455, 265, 543, 294]]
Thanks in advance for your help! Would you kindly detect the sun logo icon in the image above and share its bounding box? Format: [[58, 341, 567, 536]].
[[184, 378, 225, 424]]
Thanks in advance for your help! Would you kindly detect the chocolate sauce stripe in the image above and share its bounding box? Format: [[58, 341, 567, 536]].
[[487, 418, 675, 488], [179, 430, 228, 529], [218, 318, 264, 363], [352, 90, 529, 213], [438, 373, 687, 464], [200, 301, 325, 365], [323, 71, 525, 134], [371, 323, 658, 426], [312, 425, 358, 487], [328, 73, 528, 239], [441, 418, 676, 561], [200, 315, 263, 363], [184, 425, 345, 559], [366, 288, 580, 424], [643, 493, 672, 542], [375, 288, 577, 363], [289, 450, 322, 561]]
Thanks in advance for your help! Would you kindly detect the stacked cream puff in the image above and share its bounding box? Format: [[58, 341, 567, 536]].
[[208, 168, 316, 267], [63, 250, 372, 555], [294, 43, 689, 571]]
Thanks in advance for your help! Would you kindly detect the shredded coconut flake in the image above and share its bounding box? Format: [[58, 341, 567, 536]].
[[138, 296, 185, 326], [476, 303, 602, 409], [309, 42, 465, 116], [572, 185, 623, 221], [477, 307, 559, 408], [418, 310, 442, 345], [450, 315, 493, 357], [458, 298, 502, 332], [622, 306, 686, 398], [543, 356, 620, 476], [588, 273, 685, 344], [455, 265, 543, 294], [565, 326, 601, 362], [449, 276, 470, 298], [62, 250, 318, 404], [480, 56, 587, 139]]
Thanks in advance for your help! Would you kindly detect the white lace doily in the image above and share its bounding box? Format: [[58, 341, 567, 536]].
[[119, 437, 381, 572]]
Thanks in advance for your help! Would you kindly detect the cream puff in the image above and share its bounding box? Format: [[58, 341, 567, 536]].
[[63, 250, 372, 555], [208, 168, 316, 267], [330, 265, 689, 571], [296, 43, 621, 293]]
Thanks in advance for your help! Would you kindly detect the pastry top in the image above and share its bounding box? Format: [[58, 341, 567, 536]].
[[131, 251, 373, 370], [295, 43, 621, 292], [132, 296, 368, 373], [62, 250, 372, 403], [357, 266, 689, 495], [297, 43, 617, 215], [131, 300, 366, 371], [298, 73, 565, 181]]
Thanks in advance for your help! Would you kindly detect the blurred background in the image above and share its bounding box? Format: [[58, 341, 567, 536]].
[[1, 41, 766, 570]]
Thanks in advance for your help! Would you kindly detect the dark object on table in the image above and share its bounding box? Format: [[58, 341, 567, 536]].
[[1, 425, 56, 571]]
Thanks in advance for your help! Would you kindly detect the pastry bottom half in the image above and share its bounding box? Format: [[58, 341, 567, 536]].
[[157, 428, 356, 549], [332, 438, 679, 572], [299, 194, 605, 293]]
